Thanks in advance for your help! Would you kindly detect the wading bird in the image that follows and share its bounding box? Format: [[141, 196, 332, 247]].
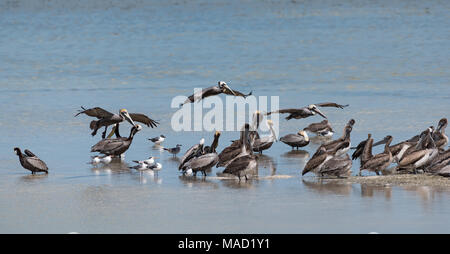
[[163, 144, 182, 157], [181, 131, 221, 177], [351, 133, 374, 166], [303, 120, 334, 137], [302, 141, 350, 176], [180, 81, 252, 107], [252, 120, 277, 154], [179, 138, 205, 171], [91, 125, 142, 157], [280, 130, 310, 150], [360, 135, 393, 176], [313, 120, 354, 157], [14, 148, 48, 174], [397, 130, 439, 174], [75, 107, 158, 138], [149, 135, 166, 145], [265, 102, 348, 121]]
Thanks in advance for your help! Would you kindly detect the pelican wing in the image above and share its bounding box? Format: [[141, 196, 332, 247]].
[[265, 108, 303, 115], [320, 155, 352, 174], [25, 157, 48, 171], [361, 153, 390, 169], [398, 150, 427, 167], [222, 88, 252, 98], [129, 113, 159, 128], [216, 146, 243, 167], [302, 153, 327, 175], [179, 144, 202, 170], [315, 102, 349, 109], [186, 153, 219, 170], [75, 106, 114, 119], [24, 149, 37, 157], [351, 140, 366, 160], [280, 134, 305, 143], [223, 155, 253, 174]]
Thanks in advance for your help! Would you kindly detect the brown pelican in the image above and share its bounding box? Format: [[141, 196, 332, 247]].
[[14, 148, 49, 174], [91, 125, 142, 157], [313, 121, 354, 157], [360, 135, 393, 176], [397, 130, 439, 173], [148, 135, 166, 145], [252, 120, 277, 154], [265, 102, 348, 121], [163, 144, 182, 157], [280, 130, 309, 150], [427, 148, 450, 174], [433, 118, 448, 149], [303, 120, 334, 137], [230, 111, 262, 146], [180, 81, 252, 107], [178, 138, 205, 171], [217, 124, 252, 167], [318, 154, 353, 178], [181, 131, 221, 176], [302, 141, 350, 176], [75, 106, 158, 138], [351, 134, 373, 165], [222, 125, 258, 181]]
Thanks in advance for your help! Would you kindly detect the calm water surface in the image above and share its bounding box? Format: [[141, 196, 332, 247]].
[[0, 0, 449, 233]]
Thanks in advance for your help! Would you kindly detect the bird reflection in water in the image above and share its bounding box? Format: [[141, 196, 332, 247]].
[[178, 175, 219, 189], [256, 154, 277, 176], [360, 184, 392, 200], [90, 158, 131, 175], [302, 179, 352, 196]]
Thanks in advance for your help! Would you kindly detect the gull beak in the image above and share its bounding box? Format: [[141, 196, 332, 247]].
[[224, 84, 237, 96], [313, 108, 327, 119]]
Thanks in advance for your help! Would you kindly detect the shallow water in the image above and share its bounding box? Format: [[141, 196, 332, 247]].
[[0, 0, 449, 233]]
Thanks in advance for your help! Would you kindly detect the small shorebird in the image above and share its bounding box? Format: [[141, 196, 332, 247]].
[[149, 135, 166, 145], [163, 144, 182, 157]]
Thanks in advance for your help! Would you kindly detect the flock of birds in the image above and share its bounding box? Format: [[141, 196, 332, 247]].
[[13, 81, 450, 182]]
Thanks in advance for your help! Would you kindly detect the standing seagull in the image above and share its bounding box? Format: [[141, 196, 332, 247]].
[[14, 148, 48, 174], [180, 81, 252, 107], [75, 107, 158, 138], [149, 135, 166, 145], [163, 144, 182, 157], [265, 102, 348, 121]]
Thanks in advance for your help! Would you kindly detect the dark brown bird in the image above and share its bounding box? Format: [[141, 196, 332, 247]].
[[360, 135, 393, 176], [91, 125, 142, 157], [265, 102, 348, 121], [75, 107, 158, 138], [180, 81, 252, 107], [14, 148, 48, 174]]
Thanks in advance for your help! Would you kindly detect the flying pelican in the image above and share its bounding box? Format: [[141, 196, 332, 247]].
[[252, 120, 277, 154], [397, 130, 439, 173], [148, 135, 166, 145], [279, 130, 310, 150], [222, 124, 258, 181], [360, 135, 393, 176], [75, 107, 158, 138], [303, 120, 334, 137], [179, 138, 205, 171], [14, 148, 48, 174], [217, 124, 252, 168], [163, 144, 182, 157], [91, 125, 142, 157], [265, 102, 348, 121], [180, 81, 252, 107], [181, 131, 221, 176], [302, 141, 350, 176]]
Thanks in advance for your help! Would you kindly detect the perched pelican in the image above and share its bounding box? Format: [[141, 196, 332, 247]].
[[163, 144, 182, 157], [91, 125, 142, 157], [398, 131, 439, 173], [149, 135, 166, 145], [181, 131, 221, 176], [222, 125, 258, 181], [14, 148, 48, 174], [314, 121, 354, 157], [302, 141, 350, 176], [360, 135, 393, 176], [265, 102, 348, 121], [318, 154, 352, 178], [427, 148, 450, 174], [351, 134, 374, 166], [433, 118, 448, 149], [179, 138, 205, 171], [217, 124, 251, 167], [75, 107, 158, 138], [252, 120, 277, 154], [280, 130, 309, 150], [303, 120, 334, 137], [180, 81, 252, 107]]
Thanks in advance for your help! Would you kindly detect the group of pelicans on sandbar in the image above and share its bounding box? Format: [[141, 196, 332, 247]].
[[13, 81, 450, 181]]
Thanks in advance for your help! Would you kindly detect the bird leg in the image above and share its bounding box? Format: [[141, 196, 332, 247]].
[[101, 126, 108, 139]]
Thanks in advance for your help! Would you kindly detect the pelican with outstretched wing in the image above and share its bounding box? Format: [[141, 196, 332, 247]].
[[265, 102, 349, 120], [75, 106, 159, 138]]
